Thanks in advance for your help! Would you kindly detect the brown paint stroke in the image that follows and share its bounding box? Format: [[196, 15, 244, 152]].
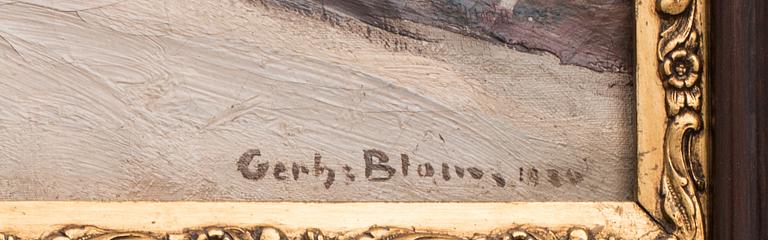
[[256, 0, 633, 73]]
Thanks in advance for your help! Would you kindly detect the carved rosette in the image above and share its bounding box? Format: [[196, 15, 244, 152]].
[[0, 226, 621, 240], [655, 0, 707, 240]]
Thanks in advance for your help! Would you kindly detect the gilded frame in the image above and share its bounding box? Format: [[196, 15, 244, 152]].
[[0, 0, 710, 239]]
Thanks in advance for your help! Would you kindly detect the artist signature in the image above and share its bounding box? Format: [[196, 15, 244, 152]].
[[236, 149, 584, 189]]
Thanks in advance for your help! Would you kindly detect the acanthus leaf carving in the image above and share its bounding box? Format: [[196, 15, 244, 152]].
[[655, 0, 707, 239]]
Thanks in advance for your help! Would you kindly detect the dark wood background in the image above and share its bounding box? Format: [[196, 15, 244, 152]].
[[711, 0, 768, 239]]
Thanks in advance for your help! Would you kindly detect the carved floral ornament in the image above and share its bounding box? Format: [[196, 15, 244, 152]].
[[0, 226, 613, 240], [656, 0, 707, 239]]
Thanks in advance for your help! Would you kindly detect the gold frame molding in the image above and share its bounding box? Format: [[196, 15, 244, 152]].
[[0, 0, 710, 239]]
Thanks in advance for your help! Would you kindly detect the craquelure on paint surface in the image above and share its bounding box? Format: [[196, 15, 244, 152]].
[[0, 0, 635, 201]]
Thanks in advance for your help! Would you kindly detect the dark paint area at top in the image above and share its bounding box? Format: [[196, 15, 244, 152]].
[[258, 0, 633, 73]]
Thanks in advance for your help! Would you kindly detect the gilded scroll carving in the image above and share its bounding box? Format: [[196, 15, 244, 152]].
[[656, 0, 706, 239], [0, 226, 620, 240], [1, 233, 19, 240]]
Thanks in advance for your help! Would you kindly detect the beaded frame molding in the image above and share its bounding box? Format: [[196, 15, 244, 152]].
[[0, 0, 710, 239]]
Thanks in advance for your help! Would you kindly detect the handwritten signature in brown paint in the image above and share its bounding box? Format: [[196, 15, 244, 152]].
[[236, 149, 584, 189]]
